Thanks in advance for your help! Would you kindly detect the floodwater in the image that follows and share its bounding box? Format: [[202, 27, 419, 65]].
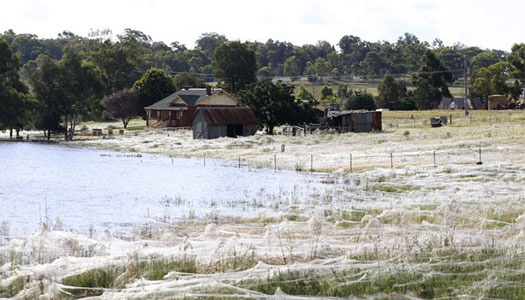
[[0, 142, 329, 237]]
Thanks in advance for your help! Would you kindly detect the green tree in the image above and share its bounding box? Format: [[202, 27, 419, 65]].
[[89, 39, 142, 94], [212, 41, 256, 93], [0, 38, 39, 137], [173, 73, 204, 90], [195, 32, 228, 60], [470, 51, 503, 71], [344, 89, 376, 110], [319, 85, 336, 104], [470, 62, 516, 100], [434, 46, 463, 71], [296, 85, 315, 101], [305, 57, 331, 75], [59, 49, 105, 140], [507, 43, 525, 84], [411, 50, 454, 109], [238, 80, 316, 134], [283, 56, 301, 76], [256, 66, 273, 77], [31, 55, 63, 139], [361, 51, 385, 75], [133, 68, 176, 109], [376, 72, 400, 109], [31, 50, 104, 140]]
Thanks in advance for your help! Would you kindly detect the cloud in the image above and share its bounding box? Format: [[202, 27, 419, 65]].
[[1, 0, 523, 50]]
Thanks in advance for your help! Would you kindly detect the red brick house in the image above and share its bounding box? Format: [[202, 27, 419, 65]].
[[145, 87, 238, 128]]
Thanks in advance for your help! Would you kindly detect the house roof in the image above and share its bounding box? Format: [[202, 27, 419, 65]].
[[194, 107, 258, 125], [144, 88, 226, 110]]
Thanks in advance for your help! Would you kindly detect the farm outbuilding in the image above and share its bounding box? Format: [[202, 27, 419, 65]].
[[487, 95, 507, 110], [192, 107, 258, 139], [325, 111, 382, 132], [439, 97, 482, 110]]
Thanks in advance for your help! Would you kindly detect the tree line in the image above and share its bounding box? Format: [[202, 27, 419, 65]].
[[1, 28, 524, 137], [3, 29, 524, 83]]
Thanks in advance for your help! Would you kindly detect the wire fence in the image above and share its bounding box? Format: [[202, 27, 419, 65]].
[[194, 145, 523, 174]]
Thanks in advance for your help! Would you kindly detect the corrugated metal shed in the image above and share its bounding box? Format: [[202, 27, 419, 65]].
[[326, 110, 381, 133], [192, 107, 259, 139], [197, 107, 258, 125]]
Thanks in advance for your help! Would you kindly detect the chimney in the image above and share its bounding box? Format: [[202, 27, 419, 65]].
[[206, 85, 212, 95]]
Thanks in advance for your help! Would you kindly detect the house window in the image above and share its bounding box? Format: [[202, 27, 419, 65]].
[[150, 110, 158, 119], [175, 111, 181, 120]]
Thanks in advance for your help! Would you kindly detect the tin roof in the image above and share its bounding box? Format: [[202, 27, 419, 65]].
[[145, 88, 226, 110], [194, 107, 258, 125]]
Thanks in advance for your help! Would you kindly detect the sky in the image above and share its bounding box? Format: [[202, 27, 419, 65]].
[[1, 0, 523, 51]]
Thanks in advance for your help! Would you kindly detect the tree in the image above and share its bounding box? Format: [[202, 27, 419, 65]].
[[361, 51, 386, 75], [283, 56, 301, 76], [296, 85, 315, 101], [101, 89, 141, 128], [507, 43, 525, 84], [196, 32, 227, 60], [470, 62, 517, 100], [305, 57, 331, 75], [319, 85, 334, 103], [0, 38, 39, 137], [31, 49, 104, 141], [238, 80, 316, 134], [411, 50, 454, 109], [256, 66, 273, 77], [343, 89, 376, 110], [89, 39, 142, 94], [133, 68, 176, 109], [470, 51, 503, 71], [59, 48, 105, 140], [212, 41, 256, 93], [173, 73, 204, 90], [0, 89, 39, 137], [170, 41, 187, 53], [435, 46, 463, 71], [31, 55, 63, 139], [376, 72, 400, 109]]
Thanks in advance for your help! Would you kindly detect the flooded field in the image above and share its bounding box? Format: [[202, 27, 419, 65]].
[[0, 142, 328, 237], [0, 136, 524, 299]]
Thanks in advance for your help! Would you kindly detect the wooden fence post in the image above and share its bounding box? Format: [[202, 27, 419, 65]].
[[477, 148, 483, 165]]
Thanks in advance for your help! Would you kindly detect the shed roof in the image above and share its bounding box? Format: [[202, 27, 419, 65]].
[[145, 88, 226, 110], [487, 94, 506, 100], [194, 107, 258, 125]]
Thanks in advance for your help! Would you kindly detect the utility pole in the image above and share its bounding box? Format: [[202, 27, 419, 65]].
[[464, 56, 469, 116], [522, 48, 525, 100]]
